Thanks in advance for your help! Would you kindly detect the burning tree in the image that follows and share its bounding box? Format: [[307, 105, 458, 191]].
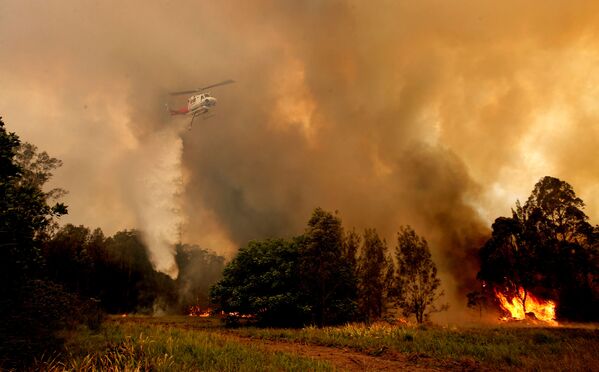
[[476, 176, 598, 322], [394, 226, 447, 323]]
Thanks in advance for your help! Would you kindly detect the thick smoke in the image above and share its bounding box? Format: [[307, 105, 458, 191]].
[[2, 1, 599, 315]]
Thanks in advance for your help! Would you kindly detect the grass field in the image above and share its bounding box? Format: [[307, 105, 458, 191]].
[[228, 321, 599, 370], [32, 318, 332, 371], [30, 316, 599, 371]]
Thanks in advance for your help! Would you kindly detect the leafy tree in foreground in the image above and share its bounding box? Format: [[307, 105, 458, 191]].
[[300, 208, 357, 326], [0, 120, 67, 283], [0, 117, 81, 367], [395, 226, 447, 323], [210, 238, 309, 326], [356, 228, 394, 323]]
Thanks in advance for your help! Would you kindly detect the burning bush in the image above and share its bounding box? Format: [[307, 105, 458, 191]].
[[494, 286, 556, 324]]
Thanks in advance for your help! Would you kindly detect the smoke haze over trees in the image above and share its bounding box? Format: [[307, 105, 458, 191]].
[[211, 208, 448, 327], [0, 117, 227, 367], [5, 1, 599, 315]]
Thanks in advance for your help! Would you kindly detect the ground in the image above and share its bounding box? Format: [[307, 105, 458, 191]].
[[31, 315, 599, 371]]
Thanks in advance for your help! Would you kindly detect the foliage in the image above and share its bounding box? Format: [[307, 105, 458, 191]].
[[0, 280, 103, 366], [394, 226, 447, 323], [175, 243, 225, 311], [356, 228, 394, 322], [211, 208, 361, 327], [300, 208, 358, 326], [477, 176, 598, 320], [43, 225, 179, 314], [0, 118, 66, 283], [0, 117, 74, 367], [211, 238, 310, 326], [342, 228, 360, 274]]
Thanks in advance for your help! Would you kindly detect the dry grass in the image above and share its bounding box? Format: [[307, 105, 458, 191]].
[[30, 319, 332, 371], [29, 316, 599, 371], [228, 321, 599, 371]]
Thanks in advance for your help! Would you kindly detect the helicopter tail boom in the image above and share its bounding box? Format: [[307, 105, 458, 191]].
[[165, 104, 189, 115]]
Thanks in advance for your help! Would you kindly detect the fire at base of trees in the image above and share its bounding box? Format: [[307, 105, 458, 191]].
[[470, 176, 599, 323], [2, 114, 599, 368], [210, 208, 447, 327]]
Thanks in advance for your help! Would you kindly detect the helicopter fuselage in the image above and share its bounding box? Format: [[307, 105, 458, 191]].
[[188, 93, 217, 114]]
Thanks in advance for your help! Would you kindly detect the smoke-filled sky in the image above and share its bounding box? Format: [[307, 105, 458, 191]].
[[2, 1, 599, 316]]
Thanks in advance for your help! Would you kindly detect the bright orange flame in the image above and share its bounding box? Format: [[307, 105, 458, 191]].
[[495, 287, 557, 324], [188, 305, 211, 317]]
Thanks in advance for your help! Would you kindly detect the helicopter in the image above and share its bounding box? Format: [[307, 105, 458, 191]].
[[166, 79, 235, 129]]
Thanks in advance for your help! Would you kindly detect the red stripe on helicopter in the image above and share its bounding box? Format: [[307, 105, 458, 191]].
[[170, 107, 189, 115]]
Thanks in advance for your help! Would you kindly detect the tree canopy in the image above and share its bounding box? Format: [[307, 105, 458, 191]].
[[477, 176, 598, 321], [211, 208, 448, 326], [356, 228, 394, 323], [394, 226, 446, 324], [300, 208, 358, 326], [0, 118, 67, 282], [210, 238, 309, 326]]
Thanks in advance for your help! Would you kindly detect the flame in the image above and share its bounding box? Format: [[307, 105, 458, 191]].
[[188, 306, 255, 319], [495, 287, 557, 324], [188, 305, 211, 317]]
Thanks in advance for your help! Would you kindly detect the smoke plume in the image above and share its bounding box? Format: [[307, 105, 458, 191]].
[[2, 1, 599, 316]]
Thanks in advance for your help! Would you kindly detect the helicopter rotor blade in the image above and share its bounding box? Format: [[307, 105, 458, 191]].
[[170, 79, 235, 96]]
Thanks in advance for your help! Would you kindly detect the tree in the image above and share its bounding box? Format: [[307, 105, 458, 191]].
[[175, 243, 225, 311], [476, 176, 598, 321], [394, 226, 446, 323], [101, 230, 177, 313], [300, 208, 357, 326], [342, 228, 360, 276], [466, 290, 488, 319], [210, 238, 309, 326], [43, 224, 95, 294], [356, 228, 394, 322], [524, 176, 592, 245], [0, 115, 67, 288], [477, 214, 537, 311], [0, 120, 67, 282], [43, 224, 179, 314], [0, 117, 80, 367]]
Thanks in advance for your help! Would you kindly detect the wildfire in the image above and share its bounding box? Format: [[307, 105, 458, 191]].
[[187, 305, 256, 319], [188, 305, 211, 317], [495, 287, 557, 325]]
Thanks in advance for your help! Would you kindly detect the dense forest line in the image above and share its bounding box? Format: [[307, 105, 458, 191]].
[[0, 117, 225, 367], [210, 209, 445, 327], [210, 176, 599, 327], [1, 115, 598, 368]]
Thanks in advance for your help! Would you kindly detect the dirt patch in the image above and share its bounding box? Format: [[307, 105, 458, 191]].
[[112, 317, 482, 371], [219, 333, 478, 371]]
